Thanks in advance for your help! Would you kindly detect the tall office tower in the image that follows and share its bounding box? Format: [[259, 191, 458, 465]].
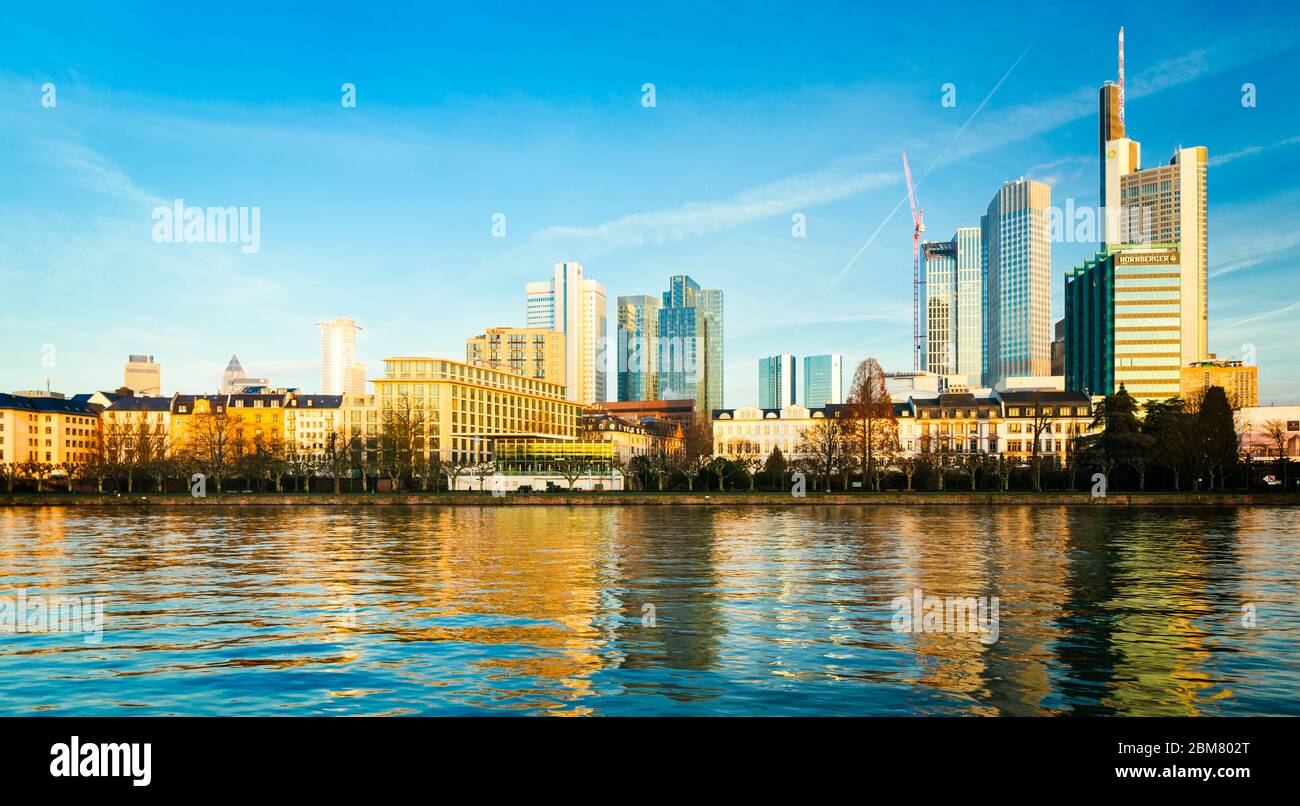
[[1098, 28, 1209, 365], [697, 287, 724, 413], [1119, 148, 1209, 365], [1098, 27, 1127, 241], [525, 261, 607, 403], [921, 226, 984, 384], [122, 354, 161, 395], [656, 275, 724, 419], [616, 295, 661, 401], [982, 178, 1052, 388], [318, 316, 364, 395], [758, 355, 796, 408], [1065, 245, 1183, 401], [802, 354, 844, 408]]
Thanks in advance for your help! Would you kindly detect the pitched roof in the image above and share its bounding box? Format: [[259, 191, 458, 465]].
[[0, 393, 98, 415], [106, 396, 173, 412], [287, 395, 344, 408]]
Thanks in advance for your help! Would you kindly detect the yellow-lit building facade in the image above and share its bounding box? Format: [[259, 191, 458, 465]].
[[580, 410, 683, 461], [0, 393, 101, 468], [101, 397, 172, 459], [1180, 359, 1257, 409], [896, 391, 1094, 459], [284, 394, 344, 457], [374, 357, 580, 464], [466, 327, 565, 387]]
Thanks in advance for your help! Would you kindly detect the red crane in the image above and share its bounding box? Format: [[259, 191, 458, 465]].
[[902, 152, 925, 372]]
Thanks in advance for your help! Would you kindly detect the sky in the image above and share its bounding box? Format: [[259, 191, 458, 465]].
[[2, 0, 1298, 406]]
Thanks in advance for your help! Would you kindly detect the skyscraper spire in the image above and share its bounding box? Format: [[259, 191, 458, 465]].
[[1118, 27, 1125, 125]]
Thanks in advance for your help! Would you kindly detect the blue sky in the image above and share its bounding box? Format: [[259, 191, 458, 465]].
[[2, 1, 1298, 405]]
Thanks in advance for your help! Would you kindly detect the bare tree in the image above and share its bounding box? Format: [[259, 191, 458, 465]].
[[1263, 419, 1290, 488], [0, 459, 21, 493], [186, 407, 241, 493], [896, 455, 921, 491], [555, 456, 588, 491], [378, 395, 427, 493], [796, 416, 850, 493], [845, 358, 895, 490], [1027, 392, 1056, 492]]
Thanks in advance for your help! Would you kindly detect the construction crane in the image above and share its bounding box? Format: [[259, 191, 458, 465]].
[[902, 152, 925, 372]]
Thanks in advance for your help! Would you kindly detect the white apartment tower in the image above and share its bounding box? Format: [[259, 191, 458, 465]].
[[318, 316, 367, 395]]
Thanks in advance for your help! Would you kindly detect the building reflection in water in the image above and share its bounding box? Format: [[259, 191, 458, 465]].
[[1, 504, 1297, 716]]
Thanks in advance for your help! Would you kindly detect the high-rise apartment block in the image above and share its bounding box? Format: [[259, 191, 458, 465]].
[[983, 178, 1053, 388], [123, 354, 161, 396], [758, 354, 796, 409], [525, 261, 607, 404], [318, 316, 366, 395]]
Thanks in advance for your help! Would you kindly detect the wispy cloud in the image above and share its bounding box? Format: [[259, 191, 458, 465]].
[[43, 141, 168, 208], [1215, 299, 1300, 332], [1210, 135, 1300, 167], [536, 164, 895, 248], [940, 30, 1298, 167]]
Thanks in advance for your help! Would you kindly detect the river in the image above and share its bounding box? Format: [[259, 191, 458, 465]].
[[1, 504, 1297, 716]]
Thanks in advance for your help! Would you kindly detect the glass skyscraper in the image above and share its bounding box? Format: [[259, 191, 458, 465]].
[[653, 275, 724, 419], [616, 294, 660, 401], [801, 354, 843, 408], [758, 355, 795, 408], [921, 227, 984, 384], [982, 179, 1052, 387]]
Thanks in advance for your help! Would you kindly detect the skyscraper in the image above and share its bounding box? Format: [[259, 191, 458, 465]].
[[616, 294, 660, 401], [525, 261, 607, 403], [1118, 148, 1209, 365], [318, 316, 366, 395], [656, 275, 723, 419], [1098, 28, 1127, 233], [122, 354, 161, 395], [758, 355, 796, 408], [1098, 28, 1209, 366], [1065, 245, 1183, 401], [982, 178, 1052, 387], [802, 354, 844, 408], [921, 226, 984, 384]]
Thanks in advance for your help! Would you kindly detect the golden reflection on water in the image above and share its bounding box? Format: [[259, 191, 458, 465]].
[[0, 505, 1297, 716]]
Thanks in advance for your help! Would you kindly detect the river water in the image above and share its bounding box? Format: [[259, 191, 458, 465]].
[[1, 504, 1297, 716]]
